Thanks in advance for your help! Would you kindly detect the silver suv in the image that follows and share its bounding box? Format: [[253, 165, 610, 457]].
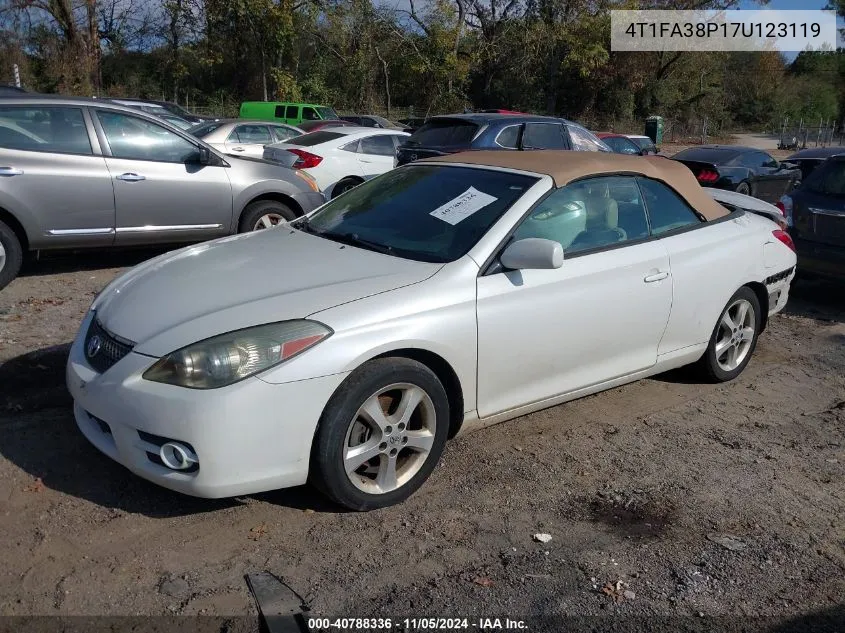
[[0, 97, 325, 289]]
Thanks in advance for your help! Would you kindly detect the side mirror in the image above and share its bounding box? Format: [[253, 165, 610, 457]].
[[198, 146, 211, 165], [500, 238, 563, 270], [780, 161, 797, 170]]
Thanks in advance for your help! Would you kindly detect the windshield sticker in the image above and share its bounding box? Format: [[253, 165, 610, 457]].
[[430, 187, 498, 225]]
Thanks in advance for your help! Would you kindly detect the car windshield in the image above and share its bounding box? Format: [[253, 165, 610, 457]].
[[630, 137, 654, 150], [318, 107, 339, 119], [802, 159, 845, 196], [300, 165, 539, 263], [406, 120, 479, 147]]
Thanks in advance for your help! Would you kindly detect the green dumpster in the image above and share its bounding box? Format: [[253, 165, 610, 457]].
[[645, 115, 664, 146]]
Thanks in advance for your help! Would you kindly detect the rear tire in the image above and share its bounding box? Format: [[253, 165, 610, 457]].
[[310, 358, 450, 511], [0, 219, 23, 291], [735, 181, 751, 196], [331, 177, 362, 199], [238, 200, 297, 232], [696, 287, 761, 382]]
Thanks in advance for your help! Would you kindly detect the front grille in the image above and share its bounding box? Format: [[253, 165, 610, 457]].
[[84, 317, 134, 374], [765, 266, 795, 285]]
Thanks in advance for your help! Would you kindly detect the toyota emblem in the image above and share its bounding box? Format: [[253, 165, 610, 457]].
[[86, 335, 102, 359]]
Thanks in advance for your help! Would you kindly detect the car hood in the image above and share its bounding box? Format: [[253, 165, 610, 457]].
[[94, 228, 442, 356]]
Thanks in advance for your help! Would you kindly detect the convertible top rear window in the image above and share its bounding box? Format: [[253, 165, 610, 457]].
[[302, 165, 538, 263]]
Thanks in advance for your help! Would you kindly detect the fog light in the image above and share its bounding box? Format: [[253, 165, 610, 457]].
[[159, 442, 198, 471]]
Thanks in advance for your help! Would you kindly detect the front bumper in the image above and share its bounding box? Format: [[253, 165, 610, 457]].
[[291, 190, 326, 214], [66, 312, 348, 498], [793, 236, 845, 279]]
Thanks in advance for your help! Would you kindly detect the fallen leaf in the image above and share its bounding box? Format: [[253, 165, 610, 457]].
[[24, 477, 45, 493], [248, 523, 268, 540], [472, 577, 495, 587]]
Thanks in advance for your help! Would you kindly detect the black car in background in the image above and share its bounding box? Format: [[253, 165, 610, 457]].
[[785, 146, 845, 181], [781, 155, 845, 278], [671, 145, 800, 204], [395, 113, 611, 166]]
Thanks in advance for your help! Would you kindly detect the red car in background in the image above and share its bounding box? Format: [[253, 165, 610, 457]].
[[595, 132, 655, 155]]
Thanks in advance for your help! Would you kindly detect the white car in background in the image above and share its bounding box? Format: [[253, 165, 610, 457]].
[[188, 119, 303, 158], [263, 127, 410, 198]]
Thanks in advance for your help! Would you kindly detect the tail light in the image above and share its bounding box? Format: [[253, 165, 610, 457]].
[[776, 195, 793, 227], [286, 149, 323, 169], [697, 169, 719, 183], [772, 229, 796, 253]]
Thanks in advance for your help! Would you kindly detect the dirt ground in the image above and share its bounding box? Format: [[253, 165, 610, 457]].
[[0, 249, 843, 633]]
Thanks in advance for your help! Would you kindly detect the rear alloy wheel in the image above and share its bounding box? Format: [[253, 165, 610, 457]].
[[238, 200, 297, 233], [331, 178, 361, 199], [311, 358, 450, 510], [0, 219, 23, 291], [735, 181, 751, 196], [697, 287, 761, 382]]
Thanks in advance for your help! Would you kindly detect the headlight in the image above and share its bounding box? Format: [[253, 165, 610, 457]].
[[143, 320, 332, 389]]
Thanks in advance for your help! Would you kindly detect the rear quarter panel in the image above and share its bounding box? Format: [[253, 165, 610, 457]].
[[657, 212, 779, 356]]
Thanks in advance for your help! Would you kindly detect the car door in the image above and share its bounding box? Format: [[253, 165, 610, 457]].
[[476, 176, 673, 418], [740, 151, 782, 202], [0, 104, 115, 247], [356, 134, 399, 178], [94, 109, 233, 245], [223, 124, 273, 157]]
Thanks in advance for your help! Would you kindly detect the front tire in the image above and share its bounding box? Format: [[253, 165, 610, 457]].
[[696, 287, 761, 382], [238, 200, 297, 232], [735, 181, 751, 196], [0, 219, 23, 291], [310, 358, 450, 511]]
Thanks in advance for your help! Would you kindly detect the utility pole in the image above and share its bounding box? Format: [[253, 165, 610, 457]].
[[13, 64, 21, 88]]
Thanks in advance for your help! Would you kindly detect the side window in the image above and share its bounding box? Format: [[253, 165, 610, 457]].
[[760, 152, 778, 168], [230, 125, 272, 144], [495, 125, 520, 149], [340, 139, 360, 153], [389, 135, 406, 148], [737, 151, 768, 168], [0, 106, 91, 155], [567, 125, 607, 152], [285, 105, 299, 119], [359, 135, 395, 156], [605, 136, 640, 155], [638, 178, 702, 235], [302, 107, 320, 121], [271, 126, 300, 141], [512, 176, 649, 254], [96, 111, 198, 163], [274, 105, 286, 118], [522, 123, 567, 149]]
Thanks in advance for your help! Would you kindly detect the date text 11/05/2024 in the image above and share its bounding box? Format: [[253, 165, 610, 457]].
[[307, 617, 529, 630]]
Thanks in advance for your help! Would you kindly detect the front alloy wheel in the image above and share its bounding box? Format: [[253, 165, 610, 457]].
[[344, 383, 437, 495], [311, 358, 450, 510]]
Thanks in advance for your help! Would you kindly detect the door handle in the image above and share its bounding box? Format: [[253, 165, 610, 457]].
[[116, 172, 146, 182], [644, 271, 669, 283], [231, 147, 245, 152], [0, 166, 23, 176]]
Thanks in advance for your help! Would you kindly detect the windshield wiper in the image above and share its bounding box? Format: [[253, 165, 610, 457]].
[[320, 231, 395, 256]]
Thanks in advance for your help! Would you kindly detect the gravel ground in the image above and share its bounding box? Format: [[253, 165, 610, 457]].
[[0, 249, 843, 633]]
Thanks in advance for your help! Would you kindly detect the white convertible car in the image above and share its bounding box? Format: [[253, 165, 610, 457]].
[[66, 152, 797, 510]]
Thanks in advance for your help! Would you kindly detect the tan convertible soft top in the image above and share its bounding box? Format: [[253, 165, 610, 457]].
[[425, 150, 729, 221]]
